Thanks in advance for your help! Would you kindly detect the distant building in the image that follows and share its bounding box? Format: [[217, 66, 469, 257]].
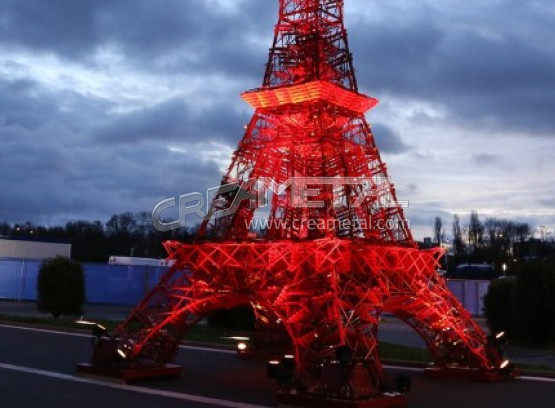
[[0, 237, 71, 260], [420, 237, 434, 248]]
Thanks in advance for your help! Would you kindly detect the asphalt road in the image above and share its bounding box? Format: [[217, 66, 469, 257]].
[[1, 324, 554, 408]]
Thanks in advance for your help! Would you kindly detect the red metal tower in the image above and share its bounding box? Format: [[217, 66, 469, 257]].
[[80, 1, 515, 406]]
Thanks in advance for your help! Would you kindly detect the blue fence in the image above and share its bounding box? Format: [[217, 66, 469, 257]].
[[0, 258, 490, 314], [0, 258, 168, 305]]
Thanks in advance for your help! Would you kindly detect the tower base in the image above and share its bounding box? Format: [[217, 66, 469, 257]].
[[76, 363, 182, 383], [277, 391, 407, 408]]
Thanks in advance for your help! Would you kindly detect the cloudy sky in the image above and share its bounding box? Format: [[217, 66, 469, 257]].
[[1, 0, 554, 239]]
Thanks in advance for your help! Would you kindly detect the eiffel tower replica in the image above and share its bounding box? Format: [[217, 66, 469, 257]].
[[79, 1, 516, 406]]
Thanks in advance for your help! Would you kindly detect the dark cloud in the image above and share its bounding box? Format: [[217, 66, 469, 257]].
[[0, 78, 115, 140], [371, 123, 410, 154], [0, 76, 223, 224], [0, 0, 101, 58], [539, 199, 555, 207], [352, 21, 442, 95], [403, 183, 418, 196], [95, 96, 248, 145], [434, 33, 555, 132], [96, 0, 273, 79], [0, 0, 274, 80], [0, 78, 60, 130], [472, 153, 502, 166], [351, 1, 555, 134], [0, 121, 222, 224]]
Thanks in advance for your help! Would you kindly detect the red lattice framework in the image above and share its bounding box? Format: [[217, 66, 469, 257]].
[[88, 0, 515, 403]]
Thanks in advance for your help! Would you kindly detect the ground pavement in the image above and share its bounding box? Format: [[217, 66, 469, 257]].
[[1, 300, 555, 370]]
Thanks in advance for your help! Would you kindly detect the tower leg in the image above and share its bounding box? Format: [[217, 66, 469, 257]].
[[385, 277, 517, 381]]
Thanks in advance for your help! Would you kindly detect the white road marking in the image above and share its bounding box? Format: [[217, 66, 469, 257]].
[[183, 344, 236, 355], [384, 365, 424, 372], [0, 323, 235, 354], [2, 323, 555, 382], [0, 362, 271, 408], [0, 323, 90, 338], [521, 376, 555, 383]]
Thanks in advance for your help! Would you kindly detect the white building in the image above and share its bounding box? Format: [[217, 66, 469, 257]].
[[0, 237, 71, 260], [108, 256, 173, 267]]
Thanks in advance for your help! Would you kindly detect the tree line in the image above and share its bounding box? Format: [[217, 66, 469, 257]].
[[0, 212, 195, 263], [1, 210, 551, 267], [432, 211, 554, 273]]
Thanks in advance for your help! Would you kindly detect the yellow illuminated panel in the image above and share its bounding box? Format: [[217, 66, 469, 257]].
[[241, 80, 379, 113]]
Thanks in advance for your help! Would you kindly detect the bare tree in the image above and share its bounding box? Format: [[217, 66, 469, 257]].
[[452, 214, 465, 255], [468, 211, 484, 252], [514, 222, 531, 243], [433, 216, 444, 245]]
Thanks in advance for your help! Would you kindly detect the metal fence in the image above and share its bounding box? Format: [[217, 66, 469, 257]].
[[0, 258, 168, 305], [0, 258, 491, 313]]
